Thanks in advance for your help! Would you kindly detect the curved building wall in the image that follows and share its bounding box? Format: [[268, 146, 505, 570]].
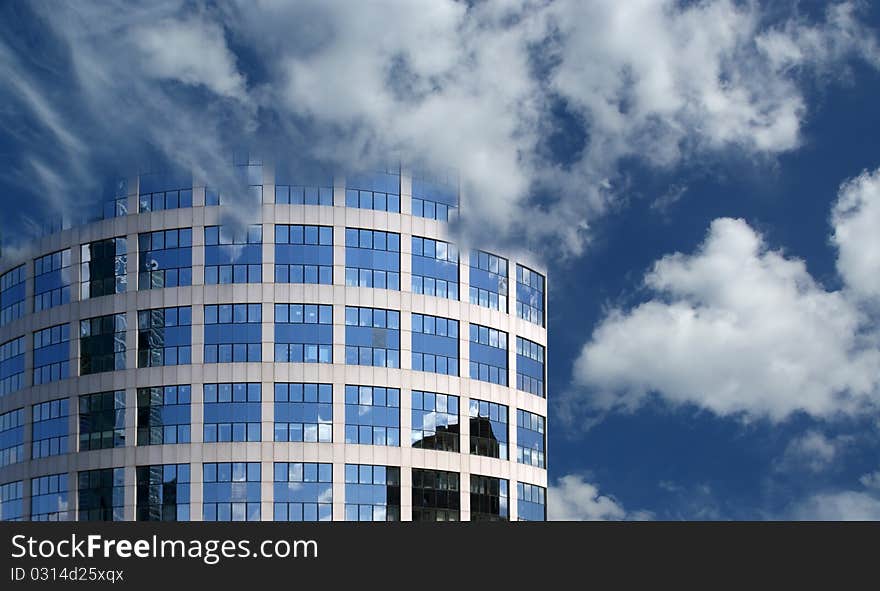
[[0, 165, 547, 521]]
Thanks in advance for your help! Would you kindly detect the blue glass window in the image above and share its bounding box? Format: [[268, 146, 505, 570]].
[[344, 306, 400, 368], [274, 225, 333, 284], [79, 390, 125, 451], [469, 399, 508, 459], [137, 169, 193, 212], [412, 171, 458, 221], [32, 398, 69, 458], [411, 313, 459, 376], [516, 264, 545, 326], [274, 304, 332, 363], [136, 464, 190, 521], [411, 390, 460, 452], [344, 385, 400, 446], [412, 236, 459, 300], [80, 237, 127, 299], [203, 383, 262, 442], [517, 482, 546, 521], [469, 323, 509, 386], [80, 313, 127, 375], [205, 224, 263, 284], [203, 462, 261, 522], [470, 475, 508, 521], [345, 464, 401, 521], [0, 409, 24, 468], [274, 383, 332, 443], [0, 481, 23, 521], [78, 468, 124, 521], [137, 306, 192, 367], [516, 409, 546, 468], [0, 264, 26, 326], [345, 169, 400, 213], [205, 161, 264, 206], [33, 324, 70, 385], [31, 474, 70, 521], [34, 249, 71, 312], [204, 303, 262, 363], [344, 228, 400, 290], [469, 250, 508, 312], [516, 336, 545, 397], [274, 462, 332, 522], [274, 173, 333, 206], [138, 228, 193, 289], [0, 336, 24, 396], [137, 385, 191, 445]]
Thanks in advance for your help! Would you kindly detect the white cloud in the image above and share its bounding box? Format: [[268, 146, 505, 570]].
[[859, 470, 880, 489], [831, 168, 880, 301], [573, 212, 880, 422], [548, 474, 652, 520], [791, 491, 880, 520], [777, 431, 849, 473]]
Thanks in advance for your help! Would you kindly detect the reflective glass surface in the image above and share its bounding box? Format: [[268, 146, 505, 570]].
[[344, 385, 400, 446]]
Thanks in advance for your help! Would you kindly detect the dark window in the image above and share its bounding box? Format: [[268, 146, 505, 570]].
[[412, 468, 460, 521]]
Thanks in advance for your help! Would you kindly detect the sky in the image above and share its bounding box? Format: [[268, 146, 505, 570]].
[[3, 0, 880, 519]]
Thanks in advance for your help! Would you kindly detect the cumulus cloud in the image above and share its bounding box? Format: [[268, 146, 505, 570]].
[[1, 0, 878, 254], [776, 431, 850, 473], [791, 490, 880, 520], [548, 474, 652, 520], [831, 168, 880, 301]]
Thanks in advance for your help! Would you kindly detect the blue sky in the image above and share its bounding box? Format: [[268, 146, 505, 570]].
[[3, 0, 880, 519]]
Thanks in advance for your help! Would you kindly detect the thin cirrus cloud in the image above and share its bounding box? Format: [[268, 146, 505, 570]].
[[0, 0, 879, 255], [570, 167, 880, 424]]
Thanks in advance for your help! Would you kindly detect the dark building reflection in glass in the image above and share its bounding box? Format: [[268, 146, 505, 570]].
[[411, 390, 459, 452], [78, 467, 124, 521], [136, 385, 191, 445], [79, 313, 126, 375], [468, 399, 508, 459], [344, 464, 400, 521], [470, 475, 509, 521], [136, 464, 190, 521], [412, 468, 459, 521], [80, 237, 127, 299], [78, 390, 125, 451]]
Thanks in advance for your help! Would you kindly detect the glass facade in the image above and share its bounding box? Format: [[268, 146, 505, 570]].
[[0, 480, 23, 521], [0, 264, 25, 326], [138, 170, 193, 212], [411, 391, 460, 452], [516, 336, 545, 397], [0, 336, 24, 396], [274, 383, 332, 443], [345, 228, 400, 290], [203, 462, 261, 522], [136, 385, 191, 445], [412, 468, 459, 521], [79, 390, 125, 451], [469, 399, 508, 460], [345, 464, 401, 521], [137, 306, 192, 367], [0, 408, 24, 468], [517, 482, 546, 521], [204, 303, 262, 363], [33, 324, 70, 385], [33, 249, 71, 312], [345, 306, 400, 368], [469, 250, 508, 312], [32, 398, 69, 458], [274, 303, 332, 363], [80, 313, 127, 375], [274, 174, 333, 205], [412, 236, 459, 300], [516, 264, 545, 326], [344, 385, 400, 446], [80, 237, 127, 299], [411, 313, 459, 376], [138, 228, 193, 289], [203, 383, 261, 442], [469, 323, 509, 386], [516, 409, 546, 468], [345, 169, 401, 213], [412, 171, 458, 222], [136, 463, 190, 521], [31, 474, 69, 521], [470, 475, 509, 521], [204, 224, 262, 284], [274, 224, 333, 284], [78, 468, 124, 521], [274, 462, 332, 522]]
